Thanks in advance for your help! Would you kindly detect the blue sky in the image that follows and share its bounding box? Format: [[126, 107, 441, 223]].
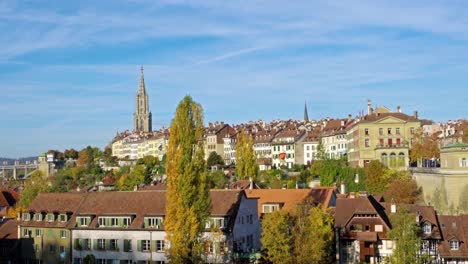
[[1, 0, 468, 158]]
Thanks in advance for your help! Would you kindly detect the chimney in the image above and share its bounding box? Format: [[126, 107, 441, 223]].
[[367, 100, 373, 115], [397, 106, 401, 113], [249, 177, 253, 190], [341, 120, 345, 127], [349, 192, 356, 199], [413, 111, 418, 119], [354, 173, 359, 184], [133, 185, 138, 191], [348, 114, 352, 122], [391, 199, 397, 213], [340, 180, 346, 194]]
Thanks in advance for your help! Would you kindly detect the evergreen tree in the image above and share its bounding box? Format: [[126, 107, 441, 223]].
[[388, 206, 422, 264], [234, 129, 258, 180], [165, 96, 211, 263], [261, 210, 292, 264]]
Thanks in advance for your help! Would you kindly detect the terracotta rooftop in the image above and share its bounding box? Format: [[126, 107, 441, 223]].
[[0, 189, 19, 207], [0, 219, 19, 239], [438, 215, 468, 259], [245, 188, 334, 218], [359, 112, 419, 123]]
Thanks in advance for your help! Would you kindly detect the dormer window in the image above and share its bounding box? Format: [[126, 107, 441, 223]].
[[206, 217, 226, 229], [450, 240, 459, 250], [59, 214, 67, 222], [46, 214, 55, 222], [23, 213, 30, 221], [34, 213, 42, 221], [423, 223, 432, 234], [77, 217, 91, 227], [144, 217, 163, 229], [262, 204, 280, 214]]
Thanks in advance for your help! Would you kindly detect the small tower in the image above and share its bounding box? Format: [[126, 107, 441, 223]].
[[134, 66, 152, 132], [304, 101, 309, 122]]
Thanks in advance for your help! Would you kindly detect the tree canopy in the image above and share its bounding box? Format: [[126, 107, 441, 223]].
[[165, 96, 211, 263], [207, 151, 224, 167], [261, 210, 293, 264], [388, 206, 422, 264], [234, 129, 258, 180]]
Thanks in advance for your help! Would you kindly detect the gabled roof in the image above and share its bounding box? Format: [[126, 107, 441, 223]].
[[359, 112, 419, 123], [0, 189, 19, 207], [438, 215, 468, 258], [28, 193, 85, 214], [245, 188, 334, 218], [334, 195, 391, 230]]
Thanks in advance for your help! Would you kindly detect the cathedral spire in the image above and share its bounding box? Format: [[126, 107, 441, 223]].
[[134, 66, 152, 132], [304, 101, 309, 122], [139, 66, 146, 94]]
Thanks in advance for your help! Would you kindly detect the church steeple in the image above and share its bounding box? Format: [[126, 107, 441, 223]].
[[139, 66, 146, 94], [134, 66, 152, 132], [304, 101, 309, 122]]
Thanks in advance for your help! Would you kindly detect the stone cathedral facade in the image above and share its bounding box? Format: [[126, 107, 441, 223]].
[[134, 66, 152, 132]]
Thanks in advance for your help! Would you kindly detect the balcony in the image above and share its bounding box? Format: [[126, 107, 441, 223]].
[[374, 143, 408, 149]]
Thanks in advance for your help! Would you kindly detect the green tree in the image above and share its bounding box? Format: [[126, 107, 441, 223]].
[[165, 96, 211, 263], [261, 210, 292, 264], [136, 156, 160, 184], [364, 160, 389, 194], [207, 151, 224, 167], [234, 129, 258, 180], [208, 171, 228, 189], [293, 205, 334, 264], [388, 206, 422, 264], [64, 148, 79, 159], [116, 164, 145, 191], [18, 171, 51, 209]]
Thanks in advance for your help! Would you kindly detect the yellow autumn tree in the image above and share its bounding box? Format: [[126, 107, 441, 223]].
[[165, 96, 211, 263], [234, 129, 258, 180]]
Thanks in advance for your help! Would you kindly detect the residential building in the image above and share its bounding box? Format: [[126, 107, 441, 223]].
[[245, 188, 336, 219], [223, 131, 238, 165], [0, 219, 21, 263], [271, 129, 306, 169], [112, 131, 169, 161], [19, 193, 86, 263], [347, 100, 420, 168], [302, 131, 320, 165], [438, 215, 468, 263], [321, 119, 350, 160], [334, 195, 442, 264], [134, 66, 152, 132], [16, 190, 260, 264], [205, 123, 235, 160]]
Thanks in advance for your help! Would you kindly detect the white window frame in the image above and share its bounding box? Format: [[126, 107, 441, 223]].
[[423, 223, 432, 234], [156, 240, 165, 252], [34, 213, 42, 221], [46, 214, 54, 222], [450, 240, 459, 250], [142, 240, 151, 251], [23, 213, 30, 221], [262, 204, 280, 213], [60, 230, 67, 238]]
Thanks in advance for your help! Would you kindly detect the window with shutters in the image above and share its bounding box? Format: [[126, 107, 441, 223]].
[[97, 239, 105, 250], [123, 239, 132, 252], [156, 240, 165, 252], [145, 217, 163, 229], [109, 239, 118, 251], [141, 240, 150, 251]]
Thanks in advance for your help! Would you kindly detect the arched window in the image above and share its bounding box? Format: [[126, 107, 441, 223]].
[[399, 152, 405, 166], [389, 153, 396, 167], [381, 153, 388, 166]]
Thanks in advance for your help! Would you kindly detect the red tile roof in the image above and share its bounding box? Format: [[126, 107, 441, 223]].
[[438, 215, 468, 259]]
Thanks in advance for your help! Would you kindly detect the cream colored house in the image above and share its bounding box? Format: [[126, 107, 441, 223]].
[[347, 102, 420, 168]]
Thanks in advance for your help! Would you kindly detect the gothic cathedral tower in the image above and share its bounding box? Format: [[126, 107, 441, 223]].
[[134, 66, 152, 132]]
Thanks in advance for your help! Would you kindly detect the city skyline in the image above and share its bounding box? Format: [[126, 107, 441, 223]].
[[1, 0, 468, 158]]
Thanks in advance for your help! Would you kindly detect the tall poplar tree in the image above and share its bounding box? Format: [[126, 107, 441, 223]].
[[388, 206, 422, 264], [165, 96, 211, 263], [234, 129, 258, 180]]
